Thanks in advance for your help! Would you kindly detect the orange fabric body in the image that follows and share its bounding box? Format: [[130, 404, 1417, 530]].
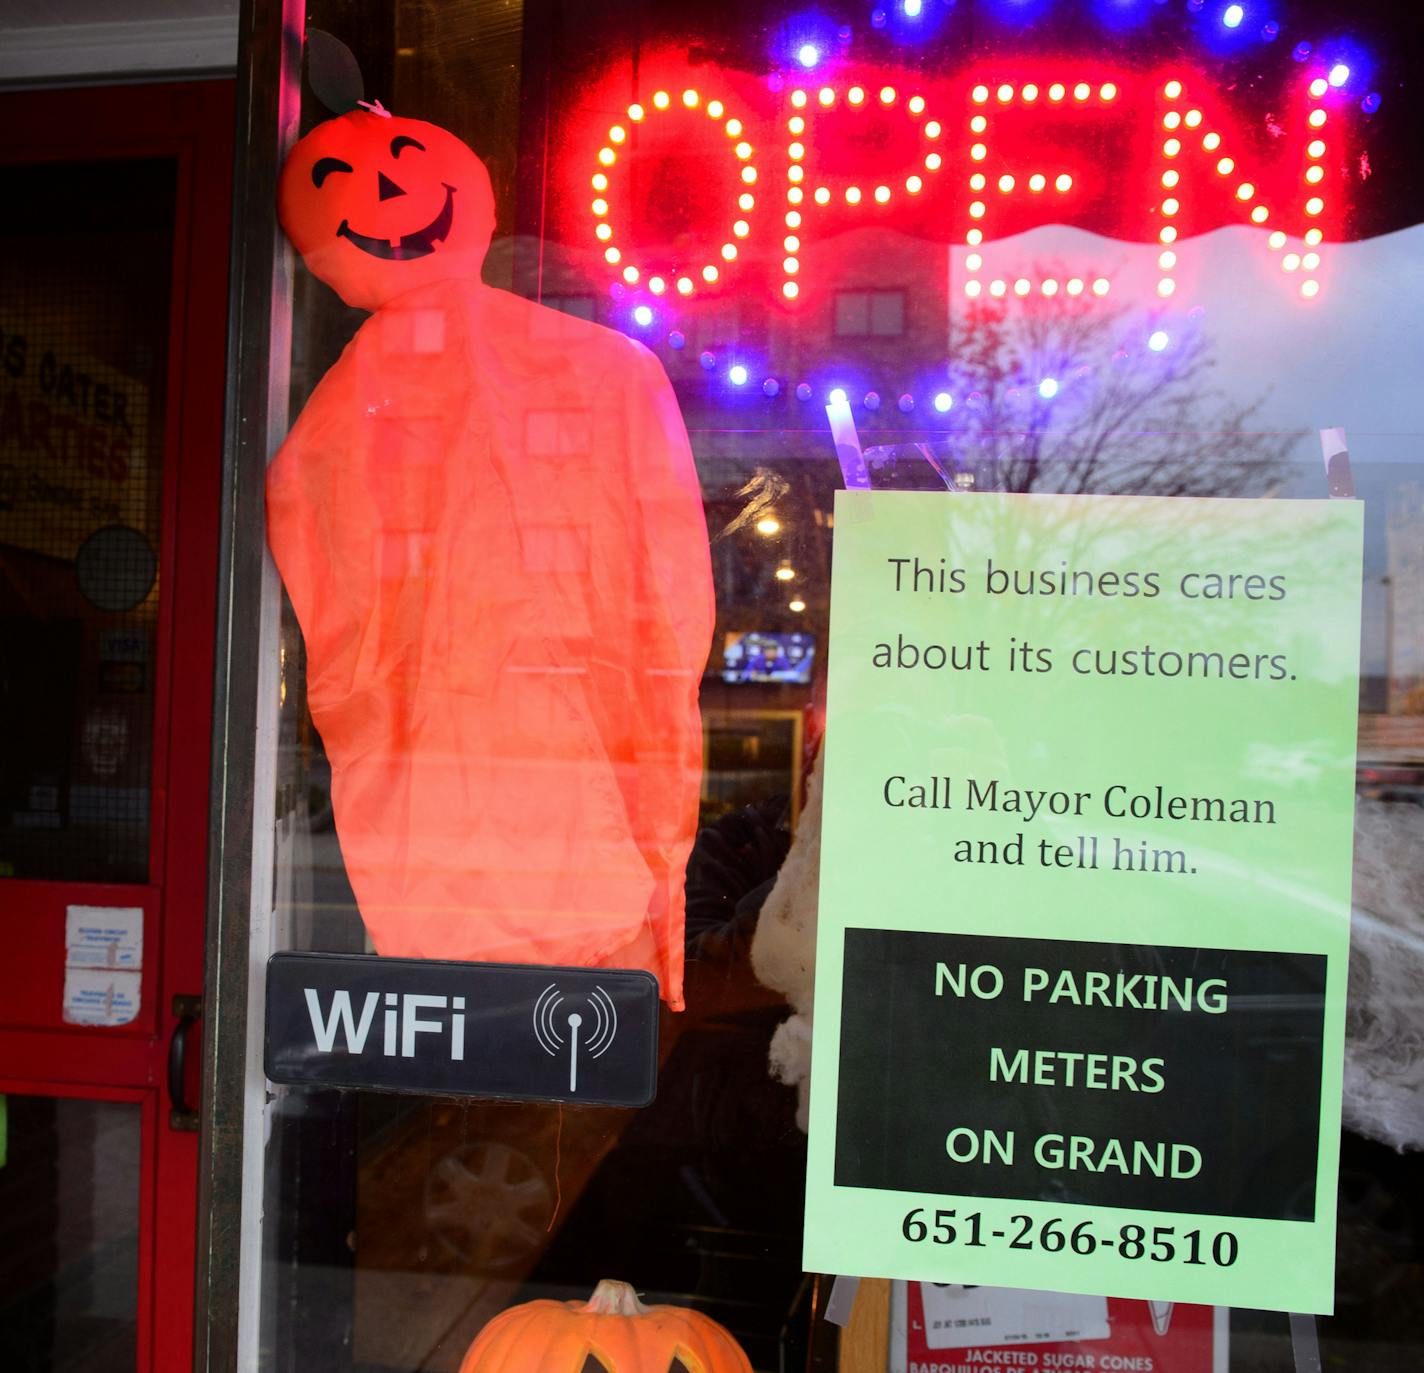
[[268, 116, 712, 1008]]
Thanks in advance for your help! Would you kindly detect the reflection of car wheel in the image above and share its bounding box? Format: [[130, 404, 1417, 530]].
[[423, 1142, 553, 1271]]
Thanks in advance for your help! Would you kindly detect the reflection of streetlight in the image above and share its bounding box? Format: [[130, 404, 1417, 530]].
[[756, 515, 781, 536], [775, 564, 796, 581], [789, 598, 806, 613]]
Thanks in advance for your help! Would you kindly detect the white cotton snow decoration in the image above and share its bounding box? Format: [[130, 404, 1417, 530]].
[[1345, 799, 1424, 1152], [750, 745, 826, 1131]]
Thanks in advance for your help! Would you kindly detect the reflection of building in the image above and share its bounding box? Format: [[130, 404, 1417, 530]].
[[1386, 482, 1424, 715]]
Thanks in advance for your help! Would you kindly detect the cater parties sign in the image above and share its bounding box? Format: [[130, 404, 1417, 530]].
[[804, 491, 1362, 1313]]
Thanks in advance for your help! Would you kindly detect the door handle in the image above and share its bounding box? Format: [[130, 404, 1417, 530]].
[[168, 994, 202, 1131]]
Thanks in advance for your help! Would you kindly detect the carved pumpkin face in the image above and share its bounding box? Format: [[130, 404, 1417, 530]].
[[459, 1279, 753, 1373], [278, 110, 494, 311]]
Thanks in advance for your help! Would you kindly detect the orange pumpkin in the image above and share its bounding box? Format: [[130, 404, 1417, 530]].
[[277, 109, 494, 312], [459, 1279, 753, 1373]]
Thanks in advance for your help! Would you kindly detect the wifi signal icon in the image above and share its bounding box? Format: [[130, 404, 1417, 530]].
[[533, 983, 619, 1093]]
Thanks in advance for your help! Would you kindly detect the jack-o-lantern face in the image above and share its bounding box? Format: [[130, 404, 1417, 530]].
[[278, 110, 494, 311], [458, 1280, 753, 1373]]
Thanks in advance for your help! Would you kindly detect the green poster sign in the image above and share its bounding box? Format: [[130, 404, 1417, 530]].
[[804, 490, 1363, 1315]]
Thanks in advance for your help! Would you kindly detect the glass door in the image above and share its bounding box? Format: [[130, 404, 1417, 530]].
[[0, 81, 233, 1372]]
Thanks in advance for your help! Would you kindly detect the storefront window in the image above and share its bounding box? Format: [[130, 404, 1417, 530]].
[[212, 2, 1423, 1369]]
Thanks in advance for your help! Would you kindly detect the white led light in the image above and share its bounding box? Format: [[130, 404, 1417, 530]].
[[970, 172, 986, 191], [875, 185, 891, 203], [965, 280, 982, 298], [609, 125, 627, 144], [1301, 278, 1320, 297], [648, 275, 666, 294], [906, 175, 923, 194], [1092, 277, 1110, 296], [1184, 109, 1202, 128], [1067, 278, 1084, 295], [989, 279, 1007, 297], [998, 174, 1015, 192], [628, 104, 645, 122], [1055, 173, 1072, 193], [1029, 173, 1046, 192], [1014, 278, 1030, 296], [969, 200, 985, 219], [1203, 131, 1221, 150], [845, 186, 862, 204], [909, 95, 926, 114], [814, 187, 830, 205]]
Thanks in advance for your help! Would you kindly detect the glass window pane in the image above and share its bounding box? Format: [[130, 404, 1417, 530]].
[[0, 1095, 140, 1372], [0, 159, 174, 884], [230, 3, 1424, 1370]]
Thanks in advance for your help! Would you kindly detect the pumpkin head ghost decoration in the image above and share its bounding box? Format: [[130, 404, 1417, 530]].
[[266, 62, 714, 1009], [277, 109, 493, 312]]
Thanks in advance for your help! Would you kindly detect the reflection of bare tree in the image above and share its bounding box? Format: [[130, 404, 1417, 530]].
[[924, 291, 1295, 498]]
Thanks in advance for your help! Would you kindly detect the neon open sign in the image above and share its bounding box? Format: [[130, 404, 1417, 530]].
[[583, 62, 1348, 313]]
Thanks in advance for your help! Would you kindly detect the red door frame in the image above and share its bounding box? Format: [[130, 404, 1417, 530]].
[[0, 80, 233, 1373]]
